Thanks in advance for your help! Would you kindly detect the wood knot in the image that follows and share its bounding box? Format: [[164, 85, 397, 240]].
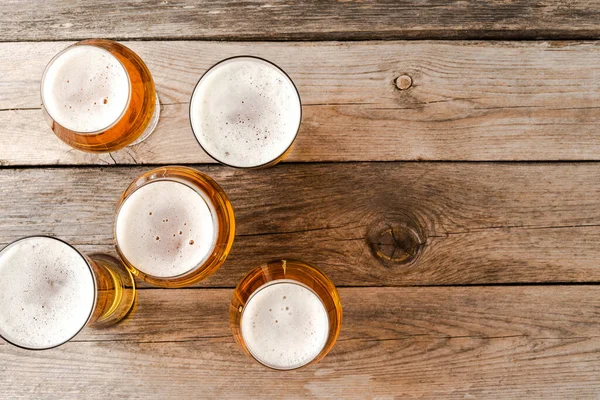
[[395, 75, 412, 90], [367, 219, 425, 266]]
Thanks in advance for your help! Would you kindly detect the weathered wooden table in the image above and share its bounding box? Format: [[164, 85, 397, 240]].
[[2, 1, 600, 398]]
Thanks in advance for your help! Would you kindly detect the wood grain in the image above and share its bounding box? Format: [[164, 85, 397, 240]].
[[3, 1, 599, 397], [2, 1, 600, 41], [3, 41, 600, 165], [1, 163, 599, 287], [2, 286, 600, 398]]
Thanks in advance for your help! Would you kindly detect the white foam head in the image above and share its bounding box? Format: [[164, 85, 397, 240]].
[[190, 57, 301, 168], [0, 237, 96, 349], [115, 180, 217, 278], [240, 280, 329, 369], [42, 44, 130, 133]]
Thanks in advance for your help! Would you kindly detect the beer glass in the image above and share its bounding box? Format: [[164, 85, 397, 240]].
[[41, 39, 160, 152], [230, 260, 342, 370], [0, 236, 135, 350], [114, 166, 235, 287], [190, 56, 302, 168]]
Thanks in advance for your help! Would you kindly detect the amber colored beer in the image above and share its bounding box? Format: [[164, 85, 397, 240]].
[[41, 39, 159, 153], [230, 260, 342, 370], [114, 166, 235, 288], [0, 236, 135, 350], [87, 253, 137, 328]]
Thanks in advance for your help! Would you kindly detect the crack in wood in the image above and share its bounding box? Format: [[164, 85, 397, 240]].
[[0, 107, 41, 112], [236, 223, 359, 237], [338, 335, 600, 343], [107, 153, 117, 165], [429, 223, 600, 237], [70, 335, 232, 344], [64, 334, 600, 345]]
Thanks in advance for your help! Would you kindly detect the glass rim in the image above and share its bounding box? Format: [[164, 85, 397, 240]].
[[231, 259, 343, 371], [188, 55, 303, 169], [240, 278, 330, 371], [113, 165, 235, 287], [40, 40, 133, 135], [0, 235, 97, 351], [114, 175, 218, 281]]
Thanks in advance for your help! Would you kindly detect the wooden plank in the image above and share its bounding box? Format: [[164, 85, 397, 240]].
[[2, 287, 600, 398], [2, 1, 600, 41], [2, 40, 600, 165], [1, 163, 599, 286]]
